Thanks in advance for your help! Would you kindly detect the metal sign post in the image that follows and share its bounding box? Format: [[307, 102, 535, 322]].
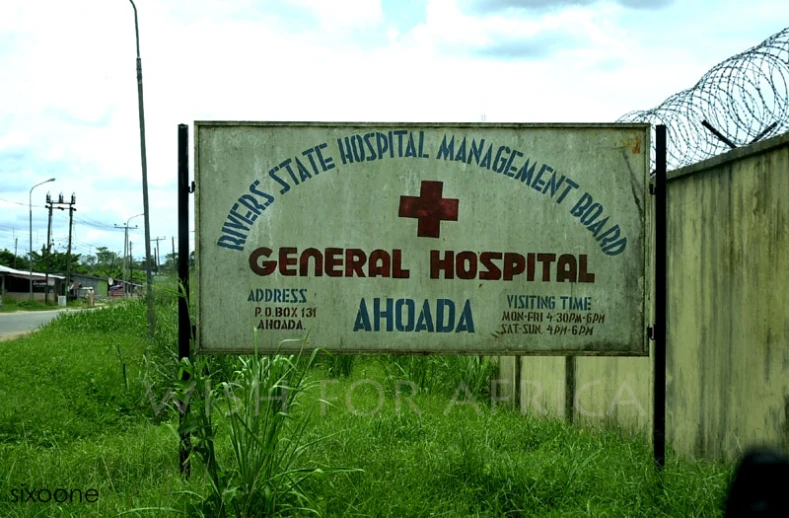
[[653, 124, 668, 469], [178, 123, 192, 476]]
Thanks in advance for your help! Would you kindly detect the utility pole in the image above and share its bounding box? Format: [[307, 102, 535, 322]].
[[29, 177, 56, 300], [44, 192, 75, 300], [122, 227, 131, 291], [122, 229, 127, 285], [171, 236, 175, 273], [13, 238, 17, 268], [127, 0, 155, 340], [44, 195, 54, 304], [65, 193, 76, 298], [151, 236, 166, 274], [129, 241, 133, 292], [124, 229, 128, 288], [116, 213, 142, 298]]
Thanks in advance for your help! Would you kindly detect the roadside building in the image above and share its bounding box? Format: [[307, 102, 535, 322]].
[[70, 273, 109, 297], [0, 265, 65, 302]]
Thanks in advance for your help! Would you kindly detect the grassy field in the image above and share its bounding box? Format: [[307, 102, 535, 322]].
[[0, 296, 102, 313], [0, 298, 61, 312], [0, 295, 734, 517]]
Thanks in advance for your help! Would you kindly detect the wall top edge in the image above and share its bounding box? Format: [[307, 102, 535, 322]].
[[667, 130, 789, 182]]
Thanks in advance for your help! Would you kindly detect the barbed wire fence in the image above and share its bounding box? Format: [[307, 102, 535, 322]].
[[618, 27, 789, 172]]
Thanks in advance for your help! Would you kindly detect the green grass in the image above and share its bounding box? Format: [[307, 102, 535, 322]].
[[304, 368, 730, 517], [0, 297, 105, 313], [0, 306, 146, 446], [0, 299, 734, 517], [0, 298, 60, 312]]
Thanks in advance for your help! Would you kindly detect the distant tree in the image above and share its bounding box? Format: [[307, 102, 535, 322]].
[[95, 247, 119, 269], [0, 248, 27, 270], [81, 254, 97, 270], [36, 246, 83, 275], [91, 246, 122, 279]]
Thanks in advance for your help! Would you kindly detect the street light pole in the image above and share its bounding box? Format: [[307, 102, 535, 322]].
[[29, 178, 55, 301], [128, 0, 155, 341]]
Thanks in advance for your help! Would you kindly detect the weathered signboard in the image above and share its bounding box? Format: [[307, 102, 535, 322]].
[[195, 122, 649, 355]]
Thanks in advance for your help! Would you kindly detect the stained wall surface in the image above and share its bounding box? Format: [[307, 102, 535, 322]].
[[501, 131, 789, 460]]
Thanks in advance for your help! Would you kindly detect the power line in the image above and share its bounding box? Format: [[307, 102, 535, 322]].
[[73, 217, 124, 232], [0, 197, 47, 209], [77, 215, 125, 228]]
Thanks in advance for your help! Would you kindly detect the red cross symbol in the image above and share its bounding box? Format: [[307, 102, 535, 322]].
[[398, 181, 459, 238]]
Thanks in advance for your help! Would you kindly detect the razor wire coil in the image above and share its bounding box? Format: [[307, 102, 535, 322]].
[[617, 27, 789, 171]]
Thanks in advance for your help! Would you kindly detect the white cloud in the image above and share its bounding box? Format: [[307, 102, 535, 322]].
[[288, 0, 384, 29], [0, 0, 786, 258], [0, 131, 31, 152], [410, 0, 630, 60]]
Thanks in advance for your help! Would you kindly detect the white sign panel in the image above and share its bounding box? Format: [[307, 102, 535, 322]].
[[195, 122, 649, 355]]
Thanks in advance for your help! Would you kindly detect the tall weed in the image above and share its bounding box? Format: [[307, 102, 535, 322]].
[[321, 353, 356, 379], [382, 355, 498, 400], [448, 356, 498, 399], [382, 356, 450, 394], [173, 333, 357, 517]]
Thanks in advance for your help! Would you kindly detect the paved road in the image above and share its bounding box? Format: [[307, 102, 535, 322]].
[[0, 310, 68, 340]]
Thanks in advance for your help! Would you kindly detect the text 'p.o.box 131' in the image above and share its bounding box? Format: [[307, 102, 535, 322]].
[[195, 122, 650, 356]]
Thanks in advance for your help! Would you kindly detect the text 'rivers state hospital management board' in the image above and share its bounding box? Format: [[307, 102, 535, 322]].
[[195, 122, 650, 356]]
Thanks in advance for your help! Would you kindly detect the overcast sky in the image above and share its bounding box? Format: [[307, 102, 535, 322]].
[[0, 0, 785, 264]]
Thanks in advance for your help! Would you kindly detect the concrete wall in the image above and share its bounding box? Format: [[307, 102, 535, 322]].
[[3, 292, 50, 302], [500, 131, 789, 461], [666, 132, 789, 459]]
